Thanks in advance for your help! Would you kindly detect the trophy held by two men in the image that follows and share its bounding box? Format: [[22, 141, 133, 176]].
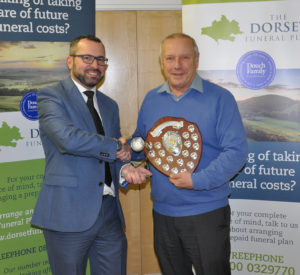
[[131, 117, 202, 177]]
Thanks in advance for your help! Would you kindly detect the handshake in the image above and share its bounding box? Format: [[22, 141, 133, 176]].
[[116, 137, 151, 185]]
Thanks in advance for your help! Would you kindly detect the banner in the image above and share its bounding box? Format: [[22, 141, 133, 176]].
[[183, 0, 300, 274], [0, 1, 95, 274], [0, 0, 94, 42]]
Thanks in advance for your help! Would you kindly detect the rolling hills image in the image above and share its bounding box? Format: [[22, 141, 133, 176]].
[[238, 94, 300, 142]]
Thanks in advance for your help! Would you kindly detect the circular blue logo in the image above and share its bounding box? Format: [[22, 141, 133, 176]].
[[20, 91, 38, 121], [236, 50, 276, 90]]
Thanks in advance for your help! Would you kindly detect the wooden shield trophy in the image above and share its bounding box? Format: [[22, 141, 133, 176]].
[[144, 117, 202, 176]]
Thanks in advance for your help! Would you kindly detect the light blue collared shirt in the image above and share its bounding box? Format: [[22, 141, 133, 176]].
[[157, 73, 204, 101]]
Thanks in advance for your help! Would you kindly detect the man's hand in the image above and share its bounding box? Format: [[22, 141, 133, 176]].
[[169, 172, 194, 189], [121, 164, 152, 185], [116, 137, 131, 162]]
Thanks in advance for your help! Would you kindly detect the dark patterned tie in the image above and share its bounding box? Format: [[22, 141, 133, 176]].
[[84, 91, 112, 187]]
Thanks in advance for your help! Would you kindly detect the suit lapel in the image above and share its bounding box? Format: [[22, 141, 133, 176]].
[[61, 77, 98, 133]]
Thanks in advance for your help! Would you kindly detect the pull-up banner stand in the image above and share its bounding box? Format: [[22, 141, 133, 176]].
[[0, 1, 95, 274], [183, 0, 300, 274]]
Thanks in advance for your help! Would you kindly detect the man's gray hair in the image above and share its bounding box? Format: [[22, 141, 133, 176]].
[[159, 33, 199, 60]]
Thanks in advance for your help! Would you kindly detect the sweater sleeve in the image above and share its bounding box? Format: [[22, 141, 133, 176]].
[[191, 92, 248, 191]]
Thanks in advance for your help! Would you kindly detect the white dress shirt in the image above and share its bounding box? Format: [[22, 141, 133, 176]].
[[72, 78, 115, 197]]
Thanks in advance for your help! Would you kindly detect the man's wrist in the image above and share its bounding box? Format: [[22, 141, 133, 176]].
[[120, 163, 132, 178], [116, 140, 123, 151]]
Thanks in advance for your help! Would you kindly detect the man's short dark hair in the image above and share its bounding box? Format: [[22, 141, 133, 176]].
[[69, 34, 103, 55]]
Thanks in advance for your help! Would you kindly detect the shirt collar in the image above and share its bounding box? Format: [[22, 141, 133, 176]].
[[157, 73, 204, 101], [71, 78, 96, 96]]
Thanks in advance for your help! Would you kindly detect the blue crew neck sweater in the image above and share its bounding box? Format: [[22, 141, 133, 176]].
[[133, 74, 248, 217]]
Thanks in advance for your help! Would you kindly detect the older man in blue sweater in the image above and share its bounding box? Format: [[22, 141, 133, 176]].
[[133, 33, 248, 275]]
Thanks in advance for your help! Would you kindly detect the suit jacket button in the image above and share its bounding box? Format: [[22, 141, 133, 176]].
[[99, 182, 103, 186]]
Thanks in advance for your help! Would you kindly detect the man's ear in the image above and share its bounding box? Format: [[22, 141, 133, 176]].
[[196, 53, 200, 67], [66, 55, 72, 71], [159, 56, 163, 69]]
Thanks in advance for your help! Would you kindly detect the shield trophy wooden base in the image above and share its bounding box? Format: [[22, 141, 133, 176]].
[[144, 117, 202, 176]]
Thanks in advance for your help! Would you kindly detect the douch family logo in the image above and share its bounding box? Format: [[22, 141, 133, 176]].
[[236, 50, 276, 90], [20, 91, 38, 121], [0, 121, 24, 151], [201, 15, 243, 43]]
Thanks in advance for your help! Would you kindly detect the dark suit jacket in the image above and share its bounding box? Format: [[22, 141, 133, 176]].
[[31, 77, 125, 232]]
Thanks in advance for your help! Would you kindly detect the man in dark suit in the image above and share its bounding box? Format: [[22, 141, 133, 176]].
[[31, 34, 151, 275]]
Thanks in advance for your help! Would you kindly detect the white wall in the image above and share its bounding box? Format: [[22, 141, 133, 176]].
[[96, 0, 182, 10]]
